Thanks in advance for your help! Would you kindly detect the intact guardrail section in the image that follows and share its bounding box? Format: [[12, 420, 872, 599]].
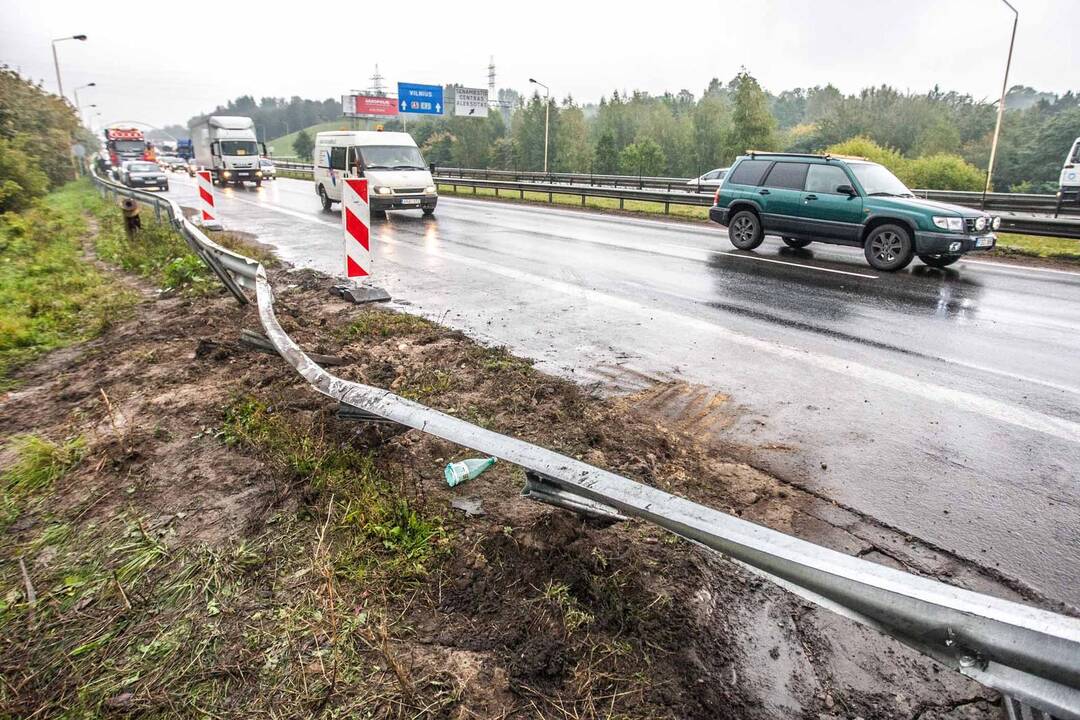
[[270, 160, 1080, 239], [90, 168, 1080, 719]]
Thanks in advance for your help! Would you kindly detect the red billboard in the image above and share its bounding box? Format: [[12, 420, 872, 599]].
[[343, 94, 398, 117]]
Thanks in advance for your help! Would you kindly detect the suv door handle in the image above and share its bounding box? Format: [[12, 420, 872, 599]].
[[758, 189, 770, 195], [804, 194, 818, 201]]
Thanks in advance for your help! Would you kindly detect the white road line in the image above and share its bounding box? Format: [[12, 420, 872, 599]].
[[719, 251, 879, 279], [964, 259, 1080, 278], [229, 194, 1080, 444]]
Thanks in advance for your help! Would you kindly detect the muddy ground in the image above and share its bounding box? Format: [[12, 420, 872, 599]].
[[0, 219, 1015, 717]]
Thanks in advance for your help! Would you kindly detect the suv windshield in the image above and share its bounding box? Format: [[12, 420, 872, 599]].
[[359, 145, 426, 170], [849, 162, 912, 197], [221, 141, 259, 156], [129, 163, 158, 173]]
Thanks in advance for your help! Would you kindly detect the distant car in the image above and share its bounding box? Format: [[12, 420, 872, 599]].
[[121, 161, 169, 191], [157, 156, 184, 171], [259, 157, 276, 180], [688, 167, 728, 190]]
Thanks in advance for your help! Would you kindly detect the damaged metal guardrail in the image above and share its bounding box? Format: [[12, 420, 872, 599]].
[[89, 168, 1080, 719]]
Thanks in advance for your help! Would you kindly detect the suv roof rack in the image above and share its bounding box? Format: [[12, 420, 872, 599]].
[[745, 151, 868, 162]]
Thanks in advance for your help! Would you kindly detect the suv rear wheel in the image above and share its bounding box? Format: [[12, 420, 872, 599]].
[[782, 237, 812, 249], [864, 224, 914, 271], [918, 253, 961, 268], [728, 210, 764, 250]]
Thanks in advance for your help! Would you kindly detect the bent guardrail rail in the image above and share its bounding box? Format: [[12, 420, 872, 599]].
[[89, 168, 1080, 719]]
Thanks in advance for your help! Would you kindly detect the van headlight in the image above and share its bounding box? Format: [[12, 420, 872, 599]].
[[425, 185, 437, 194], [374, 186, 393, 195], [932, 216, 963, 231]]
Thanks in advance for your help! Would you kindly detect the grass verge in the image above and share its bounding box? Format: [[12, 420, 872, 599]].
[[992, 232, 1080, 262]]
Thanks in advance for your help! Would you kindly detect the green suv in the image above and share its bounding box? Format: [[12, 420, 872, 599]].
[[709, 152, 1000, 271]]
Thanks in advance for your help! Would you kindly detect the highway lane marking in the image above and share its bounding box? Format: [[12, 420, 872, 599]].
[[209, 192, 1080, 441], [718, 251, 878, 279], [963, 259, 1080, 278]]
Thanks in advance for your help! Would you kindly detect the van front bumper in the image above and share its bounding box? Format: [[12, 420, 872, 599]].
[[914, 231, 996, 254], [372, 195, 438, 212]]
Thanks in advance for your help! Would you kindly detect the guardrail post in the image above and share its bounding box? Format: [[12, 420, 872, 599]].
[[154, 202, 161, 222]]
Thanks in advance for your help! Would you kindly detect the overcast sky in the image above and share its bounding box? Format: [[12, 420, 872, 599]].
[[2, 0, 1077, 130]]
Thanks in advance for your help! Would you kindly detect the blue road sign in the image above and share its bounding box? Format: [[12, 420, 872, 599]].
[[397, 82, 444, 115]]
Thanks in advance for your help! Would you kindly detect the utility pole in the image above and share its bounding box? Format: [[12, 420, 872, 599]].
[[982, 0, 1018, 208], [529, 78, 550, 173]]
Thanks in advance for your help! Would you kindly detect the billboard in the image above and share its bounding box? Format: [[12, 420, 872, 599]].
[[454, 87, 489, 117], [342, 94, 399, 118]]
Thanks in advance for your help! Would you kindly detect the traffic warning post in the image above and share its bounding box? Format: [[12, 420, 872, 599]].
[[339, 178, 390, 304], [197, 170, 222, 230]]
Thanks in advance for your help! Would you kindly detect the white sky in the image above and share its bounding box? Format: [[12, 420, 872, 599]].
[[2, 0, 1076, 129]]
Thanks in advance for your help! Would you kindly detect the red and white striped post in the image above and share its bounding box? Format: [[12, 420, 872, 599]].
[[342, 178, 371, 279], [197, 170, 222, 230]]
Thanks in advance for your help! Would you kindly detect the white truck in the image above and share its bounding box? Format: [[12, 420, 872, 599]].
[[313, 131, 437, 216], [188, 116, 265, 187]]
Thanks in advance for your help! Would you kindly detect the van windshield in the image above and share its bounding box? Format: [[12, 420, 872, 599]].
[[359, 145, 426, 170], [221, 141, 259, 156]]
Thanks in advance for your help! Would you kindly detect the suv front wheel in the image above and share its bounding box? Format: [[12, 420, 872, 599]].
[[728, 210, 764, 250], [864, 224, 914, 271]]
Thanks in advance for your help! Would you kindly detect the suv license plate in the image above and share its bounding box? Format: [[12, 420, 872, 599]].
[[976, 237, 994, 248], [401, 198, 421, 205]]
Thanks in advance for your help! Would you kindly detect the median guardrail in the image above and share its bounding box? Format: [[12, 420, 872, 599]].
[[266, 161, 1080, 239], [89, 167, 1080, 719]]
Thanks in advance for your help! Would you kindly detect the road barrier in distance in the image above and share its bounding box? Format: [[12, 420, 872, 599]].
[[267, 160, 1080, 239], [88, 167, 1080, 719]]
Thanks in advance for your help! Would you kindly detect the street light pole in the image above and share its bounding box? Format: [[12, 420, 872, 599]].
[[982, 0, 1018, 208], [529, 78, 550, 173], [74, 82, 96, 124], [50, 34, 87, 101]]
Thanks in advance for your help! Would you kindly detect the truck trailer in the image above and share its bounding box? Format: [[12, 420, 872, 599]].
[[188, 116, 265, 186]]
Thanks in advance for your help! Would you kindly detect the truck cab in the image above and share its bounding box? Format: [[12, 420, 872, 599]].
[[313, 131, 437, 217], [189, 116, 266, 187]]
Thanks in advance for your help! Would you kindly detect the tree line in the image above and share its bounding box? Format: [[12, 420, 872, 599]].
[[195, 71, 1078, 193]]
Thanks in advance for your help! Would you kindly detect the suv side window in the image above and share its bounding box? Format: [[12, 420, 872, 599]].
[[330, 146, 348, 171], [805, 164, 851, 194], [763, 162, 810, 189], [727, 160, 771, 186]]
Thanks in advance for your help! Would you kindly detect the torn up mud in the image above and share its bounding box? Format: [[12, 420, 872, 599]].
[[0, 197, 1005, 718]]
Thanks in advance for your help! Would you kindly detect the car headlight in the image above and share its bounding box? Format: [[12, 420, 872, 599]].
[[992, 216, 1002, 230], [425, 185, 437, 194], [932, 216, 963, 231], [974, 217, 987, 231], [374, 186, 393, 195]]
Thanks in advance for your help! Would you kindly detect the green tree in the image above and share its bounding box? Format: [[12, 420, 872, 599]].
[[728, 71, 776, 157], [555, 102, 591, 172], [292, 130, 314, 161], [594, 131, 619, 173], [619, 138, 666, 176], [0, 138, 49, 212]]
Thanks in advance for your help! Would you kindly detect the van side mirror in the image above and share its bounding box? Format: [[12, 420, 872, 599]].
[[836, 184, 857, 196]]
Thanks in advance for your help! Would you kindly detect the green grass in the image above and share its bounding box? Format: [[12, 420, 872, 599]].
[[438, 182, 711, 221], [2, 435, 85, 495], [0, 183, 139, 383], [342, 309, 433, 339], [994, 232, 1080, 261]]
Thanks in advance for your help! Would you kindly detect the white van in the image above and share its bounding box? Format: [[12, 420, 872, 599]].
[[313, 131, 437, 216], [1060, 137, 1080, 191]]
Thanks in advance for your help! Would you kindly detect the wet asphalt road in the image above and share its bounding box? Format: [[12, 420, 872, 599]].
[[162, 174, 1080, 608]]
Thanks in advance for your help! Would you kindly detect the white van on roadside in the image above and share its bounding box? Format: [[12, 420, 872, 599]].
[[313, 131, 437, 216]]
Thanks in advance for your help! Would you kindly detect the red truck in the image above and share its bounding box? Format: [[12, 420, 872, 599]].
[[104, 128, 154, 176]]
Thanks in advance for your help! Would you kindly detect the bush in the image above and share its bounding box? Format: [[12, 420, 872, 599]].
[[0, 138, 49, 212], [825, 136, 985, 191], [905, 153, 985, 191]]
